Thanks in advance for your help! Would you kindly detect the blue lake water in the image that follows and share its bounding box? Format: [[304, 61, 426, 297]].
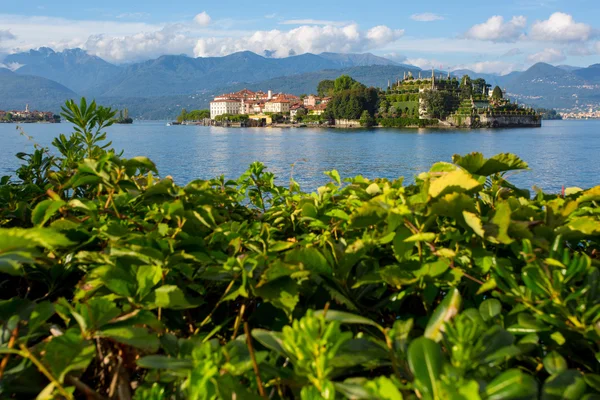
[[1, 120, 599, 193]]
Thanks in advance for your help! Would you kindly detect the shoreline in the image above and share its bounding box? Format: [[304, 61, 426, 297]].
[[228, 122, 543, 130]]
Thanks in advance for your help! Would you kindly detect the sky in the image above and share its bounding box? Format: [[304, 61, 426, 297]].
[[1, 0, 599, 74]]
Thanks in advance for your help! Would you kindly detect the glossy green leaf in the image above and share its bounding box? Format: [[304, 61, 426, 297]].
[[479, 299, 502, 322], [483, 369, 538, 400], [542, 370, 587, 400], [543, 351, 567, 375], [408, 337, 443, 400], [425, 288, 462, 342]]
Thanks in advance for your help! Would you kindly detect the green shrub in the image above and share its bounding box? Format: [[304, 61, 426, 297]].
[[0, 99, 598, 399]]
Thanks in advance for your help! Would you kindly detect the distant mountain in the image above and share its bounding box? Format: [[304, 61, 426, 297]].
[[503, 63, 584, 108], [91, 51, 404, 97], [451, 70, 519, 87], [218, 65, 421, 96], [573, 64, 600, 82], [0, 69, 77, 112], [317, 52, 399, 67], [556, 65, 583, 72], [2, 48, 400, 98], [4, 47, 121, 94]]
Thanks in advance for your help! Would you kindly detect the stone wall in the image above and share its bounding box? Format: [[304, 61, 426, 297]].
[[448, 114, 541, 128], [335, 119, 362, 128]]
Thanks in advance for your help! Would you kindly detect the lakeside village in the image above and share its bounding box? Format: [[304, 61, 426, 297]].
[[0, 105, 132, 124], [0, 104, 60, 123], [194, 71, 542, 129]]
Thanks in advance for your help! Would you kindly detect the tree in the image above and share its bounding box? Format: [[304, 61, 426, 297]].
[[472, 78, 489, 96], [294, 108, 307, 121], [492, 86, 503, 100], [325, 87, 379, 121], [460, 76, 473, 100], [186, 110, 210, 121], [359, 110, 375, 127], [421, 90, 453, 119], [334, 75, 357, 93], [177, 108, 188, 123], [317, 80, 335, 97]]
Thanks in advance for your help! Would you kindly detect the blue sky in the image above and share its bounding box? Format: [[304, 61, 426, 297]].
[[1, 0, 599, 74]]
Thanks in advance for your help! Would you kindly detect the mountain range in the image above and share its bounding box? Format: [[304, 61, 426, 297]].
[[1, 47, 600, 118]]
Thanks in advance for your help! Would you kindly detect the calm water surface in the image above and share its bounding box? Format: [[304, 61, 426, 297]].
[[1, 120, 599, 192]]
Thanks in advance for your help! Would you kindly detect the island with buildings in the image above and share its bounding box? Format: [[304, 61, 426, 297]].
[[206, 71, 541, 129], [0, 105, 60, 123]]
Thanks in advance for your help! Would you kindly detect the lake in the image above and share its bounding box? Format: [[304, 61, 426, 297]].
[[1, 120, 599, 193]]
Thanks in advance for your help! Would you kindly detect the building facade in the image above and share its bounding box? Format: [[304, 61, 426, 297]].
[[210, 100, 242, 119], [264, 101, 290, 114]]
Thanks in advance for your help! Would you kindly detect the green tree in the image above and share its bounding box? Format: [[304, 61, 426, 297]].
[[359, 110, 375, 127], [185, 110, 210, 121], [317, 80, 335, 97], [472, 78, 491, 96], [334, 75, 357, 93], [421, 90, 454, 119], [492, 86, 503, 100], [294, 108, 307, 121], [460, 76, 473, 100], [177, 108, 188, 123], [325, 87, 379, 121]]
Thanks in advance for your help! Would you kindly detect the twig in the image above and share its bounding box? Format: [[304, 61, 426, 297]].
[[18, 344, 73, 400], [0, 325, 19, 379], [423, 241, 485, 286], [244, 323, 267, 398], [108, 356, 122, 398], [66, 375, 108, 400], [199, 279, 236, 328], [231, 303, 246, 340]]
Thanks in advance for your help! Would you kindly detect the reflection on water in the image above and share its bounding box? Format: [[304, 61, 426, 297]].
[[1, 120, 599, 192]]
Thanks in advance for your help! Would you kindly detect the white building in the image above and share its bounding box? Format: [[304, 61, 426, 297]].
[[210, 100, 242, 119], [264, 101, 290, 114]]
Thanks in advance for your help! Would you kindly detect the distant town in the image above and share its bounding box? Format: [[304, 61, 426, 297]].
[[561, 108, 600, 119], [0, 105, 60, 123]]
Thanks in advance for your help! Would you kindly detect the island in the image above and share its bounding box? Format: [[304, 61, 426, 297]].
[[207, 72, 542, 129], [114, 108, 133, 124], [0, 104, 60, 123]]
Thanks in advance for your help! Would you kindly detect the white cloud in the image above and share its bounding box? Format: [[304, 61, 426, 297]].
[[194, 23, 404, 58], [193, 12, 212, 26], [264, 14, 277, 19], [85, 25, 196, 63], [464, 15, 527, 42], [0, 29, 16, 41], [0, 61, 23, 71], [566, 45, 594, 56], [530, 12, 593, 42], [383, 52, 407, 62], [410, 13, 444, 22], [595, 42, 600, 54], [405, 58, 445, 70], [453, 61, 520, 75], [527, 48, 566, 63], [279, 19, 348, 26], [0, 14, 161, 53]]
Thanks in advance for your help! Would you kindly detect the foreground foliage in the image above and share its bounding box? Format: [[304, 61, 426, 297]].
[[1, 99, 599, 399]]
